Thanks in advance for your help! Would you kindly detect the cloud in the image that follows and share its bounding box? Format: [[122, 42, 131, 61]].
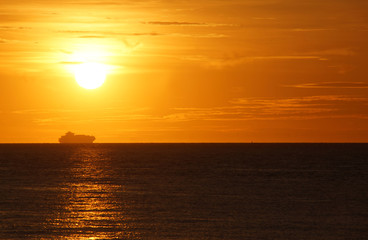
[[59, 61, 83, 65], [229, 95, 368, 118], [309, 48, 355, 56], [250, 56, 327, 61], [125, 32, 162, 36], [59, 49, 73, 54], [328, 64, 355, 74], [143, 21, 237, 27], [182, 54, 327, 68], [33, 117, 65, 125], [290, 28, 332, 32], [144, 21, 204, 26], [287, 82, 368, 89], [164, 95, 368, 122], [58, 30, 95, 34], [171, 33, 228, 38], [72, 31, 225, 39], [13, 96, 368, 126], [252, 17, 277, 20], [58, 30, 163, 36], [78, 35, 107, 38], [12, 108, 159, 125], [0, 26, 32, 31], [12, 109, 80, 114], [231, 95, 367, 103]]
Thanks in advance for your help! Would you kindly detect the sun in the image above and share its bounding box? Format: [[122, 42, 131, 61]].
[[74, 62, 107, 89]]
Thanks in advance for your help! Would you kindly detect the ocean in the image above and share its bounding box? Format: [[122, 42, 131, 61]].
[[0, 143, 367, 239]]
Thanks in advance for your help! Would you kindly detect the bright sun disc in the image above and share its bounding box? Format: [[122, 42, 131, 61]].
[[74, 62, 107, 89]]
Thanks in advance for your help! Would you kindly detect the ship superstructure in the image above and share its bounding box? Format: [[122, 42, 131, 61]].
[[59, 132, 95, 143]]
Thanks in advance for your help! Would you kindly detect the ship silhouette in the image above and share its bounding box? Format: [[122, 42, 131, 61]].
[[59, 131, 95, 143]]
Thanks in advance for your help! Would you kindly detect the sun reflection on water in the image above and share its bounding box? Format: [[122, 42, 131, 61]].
[[46, 146, 138, 239]]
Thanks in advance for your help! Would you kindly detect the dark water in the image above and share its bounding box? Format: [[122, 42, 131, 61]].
[[0, 144, 367, 239]]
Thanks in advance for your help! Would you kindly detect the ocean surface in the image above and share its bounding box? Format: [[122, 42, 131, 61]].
[[0, 143, 367, 240]]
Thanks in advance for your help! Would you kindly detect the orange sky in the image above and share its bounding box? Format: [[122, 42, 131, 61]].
[[1, 0, 368, 143]]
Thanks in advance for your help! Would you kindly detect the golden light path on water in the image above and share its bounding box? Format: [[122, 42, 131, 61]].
[[45, 146, 138, 239]]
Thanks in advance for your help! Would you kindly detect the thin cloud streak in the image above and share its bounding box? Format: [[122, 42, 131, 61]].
[[18, 96, 368, 126], [287, 82, 368, 89], [163, 95, 368, 122], [143, 21, 237, 27], [182, 54, 328, 68], [144, 21, 203, 26]]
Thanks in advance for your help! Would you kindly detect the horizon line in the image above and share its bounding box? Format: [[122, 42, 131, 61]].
[[0, 142, 367, 144]]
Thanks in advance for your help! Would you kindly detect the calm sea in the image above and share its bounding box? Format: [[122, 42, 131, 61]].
[[0, 143, 367, 239]]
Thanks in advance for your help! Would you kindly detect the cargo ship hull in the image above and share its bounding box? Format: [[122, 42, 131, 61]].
[[59, 132, 95, 143]]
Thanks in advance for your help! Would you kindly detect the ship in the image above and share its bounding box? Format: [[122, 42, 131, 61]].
[[59, 131, 95, 143]]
